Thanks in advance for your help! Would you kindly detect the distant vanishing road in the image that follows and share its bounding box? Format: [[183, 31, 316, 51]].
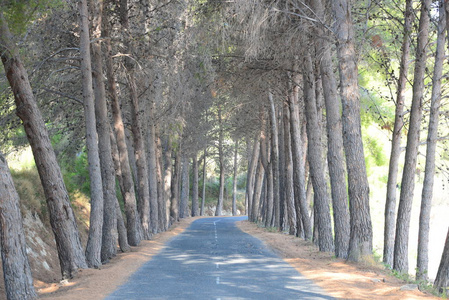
[[106, 216, 334, 300]]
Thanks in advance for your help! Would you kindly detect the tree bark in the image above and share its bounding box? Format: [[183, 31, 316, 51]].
[[0, 154, 37, 299], [79, 0, 105, 269], [289, 72, 312, 240], [90, 0, 117, 263], [232, 140, 239, 216], [434, 227, 449, 294], [146, 99, 159, 234], [162, 135, 173, 227], [310, 0, 350, 259], [383, 0, 413, 268], [283, 100, 298, 236], [0, 11, 87, 279], [156, 130, 167, 232], [192, 152, 200, 216], [170, 143, 181, 222], [416, 0, 446, 281], [246, 135, 260, 219], [394, 0, 431, 273], [215, 104, 225, 216], [332, 0, 373, 262], [180, 154, 190, 218], [268, 92, 281, 228], [201, 146, 207, 216], [303, 53, 334, 252]]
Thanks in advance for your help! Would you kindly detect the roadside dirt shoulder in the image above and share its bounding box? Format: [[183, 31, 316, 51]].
[[38, 217, 197, 300], [237, 220, 440, 300]]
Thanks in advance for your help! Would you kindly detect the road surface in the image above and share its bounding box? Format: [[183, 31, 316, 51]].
[[106, 216, 334, 300]]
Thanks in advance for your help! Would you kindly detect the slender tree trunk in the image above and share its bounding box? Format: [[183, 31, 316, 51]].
[[0, 154, 37, 300], [215, 104, 225, 216], [109, 128, 130, 252], [180, 154, 190, 218], [289, 73, 312, 240], [0, 11, 87, 279], [78, 0, 105, 269], [162, 136, 173, 227], [268, 92, 281, 228], [201, 147, 207, 216], [394, 0, 431, 273], [278, 106, 286, 232], [246, 136, 260, 218], [251, 158, 264, 222], [170, 143, 181, 222], [283, 100, 298, 235], [90, 0, 117, 263], [434, 227, 449, 294], [303, 53, 334, 252], [383, 0, 413, 268], [192, 152, 200, 216], [146, 99, 159, 234], [416, 0, 446, 281], [232, 140, 239, 216], [332, 0, 373, 262], [156, 130, 167, 232], [311, 0, 350, 259]]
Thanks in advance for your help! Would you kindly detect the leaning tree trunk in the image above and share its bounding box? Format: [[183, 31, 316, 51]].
[[383, 0, 413, 268], [192, 152, 200, 217], [416, 0, 446, 281], [394, 0, 431, 274], [303, 53, 334, 252], [0, 12, 87, 279], [332, 0, 373, 262], [90, 0, 117, 263], [0, 154, 37, 300], [434, 227, 449, 295]]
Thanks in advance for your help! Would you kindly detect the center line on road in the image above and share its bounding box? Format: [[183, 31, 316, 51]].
[[216, 276, 220, 284]]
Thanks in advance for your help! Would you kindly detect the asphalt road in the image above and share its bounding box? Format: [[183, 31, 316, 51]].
[[106, 216, 334, 300]]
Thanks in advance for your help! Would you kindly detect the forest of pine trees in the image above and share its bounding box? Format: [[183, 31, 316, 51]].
[[1, 0, 449, 298]]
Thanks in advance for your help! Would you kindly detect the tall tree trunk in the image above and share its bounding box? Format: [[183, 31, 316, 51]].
[[109, 128, 130, 252], [311, 0, 350, 259], [268, 92, 281, 228], [259, 125, 273, 226], [246, 136, 260, 218], [278, 106, 286, 232], [394, 0, 431, 273], [201, 147, 207, 216], [179, 154, 190, 218], [156, 130, 167, 232], [0, 11, 87, 280], [289, 72, 312, 240], [146, 99, 159, 234], [232, 140, 239, 216], [170, 143, 181, 222], [383, 0, 414, 268], [283, 101, 298, 236], [434, 227, 449, 294], [332, 0, 373, 262], [0, 154, 37, 300], [162, 135, 173, 227], [192, 152, 200, 216], [215, 104, 225, 216], [79, 0, 104, 269], [90, 0, 117, 263], [303, 53, 334, 252], [251, 158, 264, 222], [416, 0, 446, 281]]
